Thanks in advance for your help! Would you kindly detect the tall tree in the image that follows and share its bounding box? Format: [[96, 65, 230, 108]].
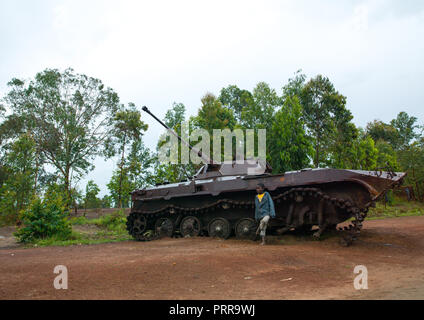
[[155, 103, 196, 184], [282, 70, 307, 101], [350, 131, 379, 170], [300, 75, 347, 168], [194, 93, 236, 133], [219, 85, 253, 122], [3, 68, 120, 205], [240, 82, 281, 130], [398, 140, 424, 201], [127, 139, 155, 189], [375, 140, 398, 170], [84, 180, 101, 210], [390, 111, 419, 150], [327, 104, 358, 169], [365, 120, 400, 148], [104, 103, 148, 208], [0, 134, 37, 224], [269, 96, 312, 173]]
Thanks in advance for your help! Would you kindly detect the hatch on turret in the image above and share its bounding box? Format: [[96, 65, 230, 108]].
[[194, 159, 273, 179]]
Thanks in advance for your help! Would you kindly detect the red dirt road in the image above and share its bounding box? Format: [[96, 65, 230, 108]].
[[1, 216, 424, 300]]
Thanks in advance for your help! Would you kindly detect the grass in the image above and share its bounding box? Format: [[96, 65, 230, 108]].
[[367, 197, 424, 220], [25, 210, 132, 248]]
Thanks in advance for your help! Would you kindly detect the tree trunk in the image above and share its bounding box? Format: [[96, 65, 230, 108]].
[[64, 168, 72, 212], [412, 168, 422, 202], [118, 138, 126, 209]]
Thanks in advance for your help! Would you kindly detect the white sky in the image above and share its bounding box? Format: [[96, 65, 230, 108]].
[[1, 0, 423, 196]]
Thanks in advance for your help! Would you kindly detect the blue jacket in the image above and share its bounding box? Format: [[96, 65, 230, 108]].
[[255, 192, 276, 221]]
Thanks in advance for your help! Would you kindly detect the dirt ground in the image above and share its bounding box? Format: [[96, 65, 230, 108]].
[[1, 216, 423, 300]]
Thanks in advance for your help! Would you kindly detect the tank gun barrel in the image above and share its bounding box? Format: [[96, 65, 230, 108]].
[[142, 106, 211, 165]]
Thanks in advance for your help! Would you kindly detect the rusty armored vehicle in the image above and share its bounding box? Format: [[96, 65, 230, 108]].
[[126, 107, 406, 246]]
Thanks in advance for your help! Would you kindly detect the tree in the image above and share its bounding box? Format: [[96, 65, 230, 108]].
[[269, 96, 312, 173], [155, 103, 196, 184], [282, 70, 307, 101], [101, 195, 113, 209], [3, 68, 120, 206], [375, 140, 398, 170], [192, 94, 237, 164], [0, 115, 27, 189], [107, 169, 133, 208], [398, 141, 424, 201], [0, 134, 37, 224], [84, 180, 101, 210], [104, 103, 148, 208], [194, 93, 236, 133], [240, 82, 281, 130], [390, 111, 419, 150], [164, 102, 186, 129], [219, 85, 253, 122], [300, 75, 347, 168], [327, 103, 358, 169], [351, 132, 378, 170], [127, 139, 155, 188], [366, 120, 400, 149]]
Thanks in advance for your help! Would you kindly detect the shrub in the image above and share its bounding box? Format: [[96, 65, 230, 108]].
[[0, 189, 18, 226], [14, 191, 72, 243], [385, 190, 395, 206], [94, 210, 127, 232]]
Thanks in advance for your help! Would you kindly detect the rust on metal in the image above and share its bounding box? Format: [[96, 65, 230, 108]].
[[126, 107, 407, 246]]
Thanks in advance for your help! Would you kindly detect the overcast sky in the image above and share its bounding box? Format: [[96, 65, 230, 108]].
[[1, 0, 423, 196]]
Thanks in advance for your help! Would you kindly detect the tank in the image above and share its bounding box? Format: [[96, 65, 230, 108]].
[[126, 107, 406, 246]]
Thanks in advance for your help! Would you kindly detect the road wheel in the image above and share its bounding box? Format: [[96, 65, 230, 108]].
[[235, 218, 257, 240], [155, 218, 174, 238], [180, 216, 201, 237], [132, 215, 148, 236], [208, 218, 231, 239]]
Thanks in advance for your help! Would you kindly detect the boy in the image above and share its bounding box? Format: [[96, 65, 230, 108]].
[[255, 183, 275, 245]]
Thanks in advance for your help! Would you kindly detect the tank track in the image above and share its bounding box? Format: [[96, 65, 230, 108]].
[[127, 187, 375, 246]]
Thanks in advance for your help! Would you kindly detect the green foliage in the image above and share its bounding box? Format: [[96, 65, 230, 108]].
[[14, 190, 72, 243], [93, 210, 127, 232], [107, 169, 133, 208], [391, 111, 419, 150], [164, 102, 186, 129], [300, 75, 348, 168], [0, 134, 37, 225], [219, 85, 254, 122], [3, 68, 120, 205], [31, 210, 131, 247], [375, 140, 399, 170], [282, 70, 307, 100], [269, 96, 312, 173], [366, 120, 400, 149], [104, 103, 150, 208], [326, 102, 358, 169], [101, 195, 113, 208], [397, 141, 424, 201], [367, 197, 424, 219], [351, 134, 378, 170], [155, 103, 197, 184], [84, 180, 101, 209], [194, 93, 236, 133], [240, 82, 281, 130]]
